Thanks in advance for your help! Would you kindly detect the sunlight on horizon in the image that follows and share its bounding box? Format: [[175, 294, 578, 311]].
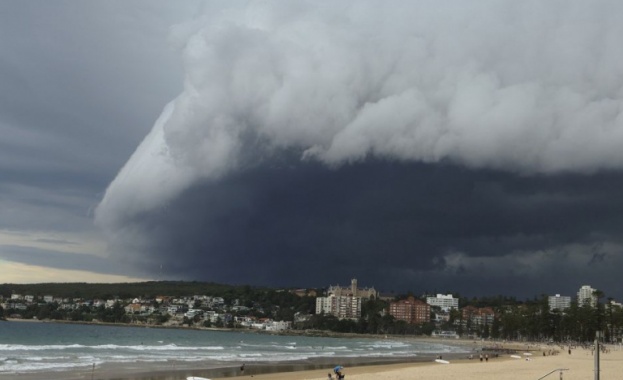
[[0, 261, 151, 284]]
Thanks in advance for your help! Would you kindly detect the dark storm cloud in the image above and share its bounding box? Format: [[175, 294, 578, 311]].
[[104, 158, 623, 299], [94, 1, 623, 299]]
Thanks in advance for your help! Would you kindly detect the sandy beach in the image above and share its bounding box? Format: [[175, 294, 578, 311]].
[[210, 343, 620, 380], [3, 334, 620, 380]]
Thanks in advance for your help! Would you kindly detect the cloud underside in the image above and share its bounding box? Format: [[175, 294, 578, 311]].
[[94, 1, 623, 297], [102, 160, 623, 296]]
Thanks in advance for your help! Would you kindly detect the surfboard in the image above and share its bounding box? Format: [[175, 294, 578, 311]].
[[510, 355, 521, 359], [435, 359, 450, 364], [187, 377, 211, 380]]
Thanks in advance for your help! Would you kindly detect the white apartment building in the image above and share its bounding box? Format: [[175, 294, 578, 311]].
[[315, 294, 362, 320], [316, 296, 332, 315], [577, 285, 598, 307], [426, 294, 459, 311], [548, 294, 571, 311]]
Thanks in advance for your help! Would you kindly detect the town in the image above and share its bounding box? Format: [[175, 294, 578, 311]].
[[1, 280, 620, 343]]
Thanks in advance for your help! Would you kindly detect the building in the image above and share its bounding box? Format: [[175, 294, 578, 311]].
[[548, 294, 571, 311], [327, 279, 377, 300], [290, 289, 317, 297], [607, 300, 623, 312], [461, 306, 495, 326], [315, 294, 362, 320], [426, 294, 459, 311], [389, 296, 430, 324], [577, 285, 598, 307]]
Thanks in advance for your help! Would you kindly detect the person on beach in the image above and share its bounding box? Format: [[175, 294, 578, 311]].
[[334, 368, 345, 379], [240, 363, 245, 374]]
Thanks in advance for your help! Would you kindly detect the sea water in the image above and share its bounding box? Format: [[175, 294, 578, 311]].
[[0, 321, 467, 375]]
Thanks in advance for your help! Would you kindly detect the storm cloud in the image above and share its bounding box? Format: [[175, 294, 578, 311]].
[[95, 1, 623, 298]]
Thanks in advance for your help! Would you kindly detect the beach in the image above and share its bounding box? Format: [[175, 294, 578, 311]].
[[4, 337, 621, 380], [0, 320, 469, 380], [210, 342, 621, 380], [2, 320, 620, 380]]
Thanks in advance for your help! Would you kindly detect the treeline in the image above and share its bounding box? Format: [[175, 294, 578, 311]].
[[0, 282, 315, 311], [0, 281, 268, 300], [297, 297, 623, 342], [3, 302, 135, 324], [3, 282, 622, 342], [485, 297, 623, 343]]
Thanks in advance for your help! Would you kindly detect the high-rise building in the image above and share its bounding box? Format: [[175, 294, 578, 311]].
[[426, 294, 459, 311], [548, 294, 571, 311], [577, 285, 598, 307], [315, 294, 362, 320], [317, 278, 375, 320], [389, 296, 430, 324]]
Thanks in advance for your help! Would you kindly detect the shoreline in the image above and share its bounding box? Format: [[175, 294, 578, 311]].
[[0, 344, 531, 380], [2, 353, 483, 380], [3, 319, 542, 380], [2, 317, 489, 343]]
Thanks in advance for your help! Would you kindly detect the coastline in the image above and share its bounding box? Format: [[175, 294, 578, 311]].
[[1, 340, 573, 380], [1, 319, 488, 380], [4, 319, 555, 380], [2, 353, 476, 380]]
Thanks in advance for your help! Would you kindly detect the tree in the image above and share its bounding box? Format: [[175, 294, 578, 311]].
[[215, 317, 224, 328]]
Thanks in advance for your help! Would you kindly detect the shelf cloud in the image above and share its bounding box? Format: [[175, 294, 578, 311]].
[[95, 1, 623, 297]]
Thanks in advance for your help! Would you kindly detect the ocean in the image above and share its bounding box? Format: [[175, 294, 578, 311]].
[[0, 321, 468, 378]]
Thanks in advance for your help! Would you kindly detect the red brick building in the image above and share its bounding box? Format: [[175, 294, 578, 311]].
[[389, 296, 430, 324], [461, 305, 495, 326]]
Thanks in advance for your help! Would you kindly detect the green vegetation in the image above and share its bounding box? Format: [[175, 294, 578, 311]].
[[2, 282, 622, 342], [0, 281, 250, 300]]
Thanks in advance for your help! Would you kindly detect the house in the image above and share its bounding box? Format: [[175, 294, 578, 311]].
[[125, 304, 142, 314], [290, 289, 317, 297], [266, 320, 291, 331]]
